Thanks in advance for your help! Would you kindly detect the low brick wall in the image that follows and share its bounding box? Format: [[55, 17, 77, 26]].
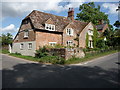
[[50, 48, 85, 60]]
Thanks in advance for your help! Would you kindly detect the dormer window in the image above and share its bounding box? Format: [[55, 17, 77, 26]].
[[45, 24, 55, 31], [66, 28, 73, 36], [24, 30, 29, 38]]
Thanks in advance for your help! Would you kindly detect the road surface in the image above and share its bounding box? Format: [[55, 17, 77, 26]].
[[2, 52, 120, 88]]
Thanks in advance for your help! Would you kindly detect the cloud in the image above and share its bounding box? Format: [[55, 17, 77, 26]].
[[2, 0, 85, 18], [1, 24, 17, 33], [0, 24, 19, 37], [1, 0, 119, 2], [102, 3, 118, 14]]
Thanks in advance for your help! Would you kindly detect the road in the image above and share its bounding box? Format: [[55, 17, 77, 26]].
[[2, 52, 120, 88]]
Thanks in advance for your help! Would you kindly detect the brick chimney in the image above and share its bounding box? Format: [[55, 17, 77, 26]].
[[68, 8, 74, 21], [98, 20, 104, 24]]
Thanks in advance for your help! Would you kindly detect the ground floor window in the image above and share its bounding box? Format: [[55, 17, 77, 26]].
[[28, 43, 32, 49], [49, 42, 57, 46], [88, 40, 93, 48], [20, 43, 24, 49], [67, 41, 73, 46]]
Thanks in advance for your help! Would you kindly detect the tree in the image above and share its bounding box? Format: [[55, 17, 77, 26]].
[[76, 2, 109, 25], [96, 38, 105, 49], [2, 33, 13, 46], [93, 28, 98, 48], [113, 20, 120, 28]]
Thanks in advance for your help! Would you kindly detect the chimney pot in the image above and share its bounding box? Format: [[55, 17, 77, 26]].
[[68, 8, 74, 21]]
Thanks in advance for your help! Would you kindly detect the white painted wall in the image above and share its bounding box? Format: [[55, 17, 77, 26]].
[[11, 41, 36, 56]]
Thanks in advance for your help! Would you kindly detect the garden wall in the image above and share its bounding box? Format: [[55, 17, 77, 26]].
[[50, 48, 85, 60]]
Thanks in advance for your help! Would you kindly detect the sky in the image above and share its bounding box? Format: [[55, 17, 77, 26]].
[[0, 0, 119, 38]]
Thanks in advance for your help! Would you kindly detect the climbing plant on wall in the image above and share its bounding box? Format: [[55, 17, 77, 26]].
[[86, 33, 89, 48]]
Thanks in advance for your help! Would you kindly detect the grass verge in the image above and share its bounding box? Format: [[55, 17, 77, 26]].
[[65, 50, 118, 64], [1, 49, 9, 54], [2, 50, 119, 65], [9, 53, 40, 62]]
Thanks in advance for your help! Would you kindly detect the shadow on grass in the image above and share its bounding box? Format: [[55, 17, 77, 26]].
[[2, 63, 120, 88]]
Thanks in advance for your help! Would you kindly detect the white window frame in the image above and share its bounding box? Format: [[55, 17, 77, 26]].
[[66, 28, 73, 36], [24, 30, 29, 38], [88, 40, 93, 48], [20, 43, 24, 50], [88, 29, 93, 36], [67, 41, 73, 46], [45, 24, 55, 31], [28, 43, 32, 49], [49, 42, 57, 46]]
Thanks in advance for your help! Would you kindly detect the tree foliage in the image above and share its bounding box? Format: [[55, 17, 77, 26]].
[[113, 20, 120, 28], [93, 28, 98, 48], [96, 38, 105, 49], [76, 2, 109, 25], [1, 33, 13, 46]]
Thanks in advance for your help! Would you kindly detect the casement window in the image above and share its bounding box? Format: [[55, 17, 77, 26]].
[[88, 40, 93, 48], [88, 29, 93, 35], [28, 43, 32, 49], [66, 28, 73, 36], [23, 19, 29, 24], [45, 24, 55, 31], [67, 41, 73, 46], [24, 30, 29, 38], [49, 42, 56, 46], [20, 43, 24, 49]]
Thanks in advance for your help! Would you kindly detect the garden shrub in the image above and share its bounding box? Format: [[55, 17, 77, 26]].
[[15, 52, 21, 55], [38, 56, 65, 64], [35, 46, 49, 58]]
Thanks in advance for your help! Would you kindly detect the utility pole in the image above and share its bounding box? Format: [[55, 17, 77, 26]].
[[116, 1, 120, 28], [116, 1, 120, 21]]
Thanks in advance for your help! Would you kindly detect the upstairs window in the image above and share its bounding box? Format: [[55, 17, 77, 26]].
[[66, 28, 73, 36], [88, 29, 93, 35], [24, 30, 29, 38], [23, 19, 29, 24], [45, 24, 55, 31]]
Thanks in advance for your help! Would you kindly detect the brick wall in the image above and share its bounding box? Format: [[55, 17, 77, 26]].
[[50, 48, 85, 60], [36, 31, 62, 49], [62, 26, 78, 47], [20, 19, 33, 31], [79, 22, 94, 48], [14, 30, 36, 43]]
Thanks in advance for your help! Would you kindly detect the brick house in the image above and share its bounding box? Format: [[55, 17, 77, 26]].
[[12, 8, 94, 56], [96, 20, 109, 34]]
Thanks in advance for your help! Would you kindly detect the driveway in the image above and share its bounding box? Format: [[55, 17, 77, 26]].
[[2, 52, 120, 88]]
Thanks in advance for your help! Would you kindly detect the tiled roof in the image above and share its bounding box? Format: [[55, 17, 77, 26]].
[[24, 10, 89, 34], [96, 24, 106, 30]]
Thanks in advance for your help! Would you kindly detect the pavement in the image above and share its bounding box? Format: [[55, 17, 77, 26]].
[[2, 52, 120, 88]]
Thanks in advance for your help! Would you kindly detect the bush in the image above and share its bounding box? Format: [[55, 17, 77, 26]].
[[35, 46, 49, 58], [38, 56, 65, 64], [15, 52, 21, 55], [2, 49, 9, 54]]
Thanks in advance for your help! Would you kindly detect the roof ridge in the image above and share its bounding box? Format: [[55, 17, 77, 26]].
[[34, 10, 67, 19]]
